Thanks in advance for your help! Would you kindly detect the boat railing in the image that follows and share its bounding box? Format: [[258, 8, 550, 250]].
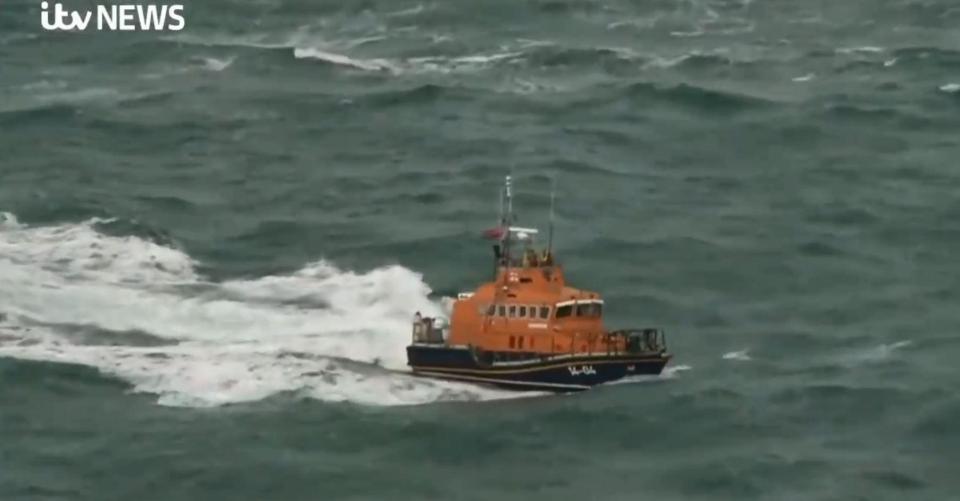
[[412, 315, 445, 344], [608, 328, 666, 354], [561, 329, 666, 356]]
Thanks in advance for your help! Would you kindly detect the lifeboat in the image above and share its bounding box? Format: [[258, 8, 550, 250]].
[[406, 176, 672, 392]]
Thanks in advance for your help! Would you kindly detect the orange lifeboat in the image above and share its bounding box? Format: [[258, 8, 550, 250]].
[[407, 176, 672, 391]]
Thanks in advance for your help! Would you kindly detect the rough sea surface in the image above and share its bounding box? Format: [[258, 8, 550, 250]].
[[2, 0, 959, 499]]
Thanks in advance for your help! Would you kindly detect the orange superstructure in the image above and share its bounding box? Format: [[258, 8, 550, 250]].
[[448, 256, 628, 355]]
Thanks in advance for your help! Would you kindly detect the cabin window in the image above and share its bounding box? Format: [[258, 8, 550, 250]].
[[484, 304, 494, 316], [519, 306, 527, 317], [529, 307, 537, 318], [508, 305, 517, 317], [556, 305, 573, 318], [518, 336, 524, 349], [498, 305, 506, 317], [539, 306, 550, 319], [509, 336, 516, 349], [574, 303, 603, 317]]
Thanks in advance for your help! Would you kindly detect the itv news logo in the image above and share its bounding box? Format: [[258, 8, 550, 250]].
[[40, 1, 185, 31]]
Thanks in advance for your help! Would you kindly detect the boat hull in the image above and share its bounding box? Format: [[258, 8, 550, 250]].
[[406, 344, 671, 392]]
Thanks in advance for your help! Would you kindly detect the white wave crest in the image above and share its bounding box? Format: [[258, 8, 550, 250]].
[[292, 48, 400, 73], [292, 46, 524, 76], [0, 212, 20, 227], [836, 46, 885, 55], [722, 349, 751, 361], [199, 56, 235, 72], [663, 364, 692, 377], [843, 340, 912, 366], [0, 215, 524, 407], [609, 363, 692, 385]]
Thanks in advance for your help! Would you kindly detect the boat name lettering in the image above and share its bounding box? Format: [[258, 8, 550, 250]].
[[567, 365, 596, 376]]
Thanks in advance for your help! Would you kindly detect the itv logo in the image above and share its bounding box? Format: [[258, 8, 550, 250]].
[[40, 1, 185, 31]]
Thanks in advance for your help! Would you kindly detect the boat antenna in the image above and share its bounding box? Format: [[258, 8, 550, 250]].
[[503, 175, 512, 274], [498, 181, 505, 227], [505, 175, 513, 223], [547, 176, 556, 257]]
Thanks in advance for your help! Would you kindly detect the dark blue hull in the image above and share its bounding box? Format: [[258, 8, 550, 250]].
[[406, 344, 671, 392]]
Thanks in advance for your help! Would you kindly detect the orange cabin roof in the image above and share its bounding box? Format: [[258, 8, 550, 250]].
[[467, 265, 600, 304], [445, 260, 615, 354]]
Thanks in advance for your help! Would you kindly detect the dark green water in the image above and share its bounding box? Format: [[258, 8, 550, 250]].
[[2, 0, 959, 499]]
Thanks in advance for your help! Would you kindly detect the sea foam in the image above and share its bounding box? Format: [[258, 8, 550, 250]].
[[0, 214, 523, 407]]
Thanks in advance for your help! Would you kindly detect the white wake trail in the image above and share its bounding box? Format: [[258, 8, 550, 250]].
[[0, 213, 524, 407]]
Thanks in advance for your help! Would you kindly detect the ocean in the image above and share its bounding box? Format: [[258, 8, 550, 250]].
[[1, 0, 959, 499]]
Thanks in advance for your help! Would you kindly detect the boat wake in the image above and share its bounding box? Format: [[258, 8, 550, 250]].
[[608, 364, 692, 386], [0, 213, 528, 407]]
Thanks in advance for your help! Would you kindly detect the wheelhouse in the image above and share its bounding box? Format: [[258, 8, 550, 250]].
[[554, 299, 603, 319]]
